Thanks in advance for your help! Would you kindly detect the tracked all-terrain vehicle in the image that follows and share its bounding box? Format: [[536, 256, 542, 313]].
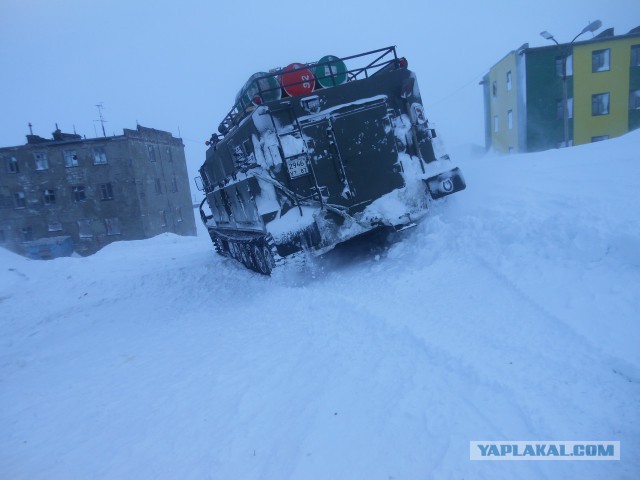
[[195, 47, 466, 274]]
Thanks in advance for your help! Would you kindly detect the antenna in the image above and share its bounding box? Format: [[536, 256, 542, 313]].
[[95, 103, 107, 137], [28, 122, 33, 135]]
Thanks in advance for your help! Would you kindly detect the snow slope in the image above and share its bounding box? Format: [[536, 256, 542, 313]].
[[1, 131, 639, 479]]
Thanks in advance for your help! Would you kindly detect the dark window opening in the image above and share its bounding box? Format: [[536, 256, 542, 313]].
[[43, 189, 56, 205], [7, 157, 19, 174], [105, 217, 121, 235], [93, 147, 107, 165], [64, 150, 79, 167], [630, 89, 640, 110], [592, 49, 610, 72], [592, 92, 610, 116], [34, 153, 49, 170], [99, 183, 114, 201], [72, 185, 86, 202], [630, 45, 640, 67], [21, 226, 33, 242], [14, 192, 26, 208]]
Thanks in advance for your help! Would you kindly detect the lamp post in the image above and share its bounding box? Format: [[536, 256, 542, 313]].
[[540, 20, 602, 147]]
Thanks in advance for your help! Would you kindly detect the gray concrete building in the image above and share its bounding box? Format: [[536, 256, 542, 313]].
[[0, 124, 196, 258]]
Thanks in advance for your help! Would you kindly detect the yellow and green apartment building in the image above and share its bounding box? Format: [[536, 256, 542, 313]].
[[482, 26, 640, 153]]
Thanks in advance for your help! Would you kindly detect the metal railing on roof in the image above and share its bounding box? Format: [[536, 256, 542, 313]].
[[216, 46, 401, 136]]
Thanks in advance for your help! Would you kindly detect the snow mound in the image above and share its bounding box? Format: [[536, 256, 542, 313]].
[[1, 131, 639, 479]]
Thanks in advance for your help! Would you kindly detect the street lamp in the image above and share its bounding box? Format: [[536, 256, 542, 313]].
[[540, 20, 602, 147]]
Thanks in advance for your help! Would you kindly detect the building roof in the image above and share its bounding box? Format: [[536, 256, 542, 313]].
[[0, 124, 182, 152]]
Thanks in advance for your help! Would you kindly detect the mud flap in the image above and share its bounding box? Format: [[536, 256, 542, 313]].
[[424, 167, 466, 199], [274, 222, 322, 257]]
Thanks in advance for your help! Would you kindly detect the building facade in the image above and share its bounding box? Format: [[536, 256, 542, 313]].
[[483, 26, 640, 153], [0, 125, 196, 258]]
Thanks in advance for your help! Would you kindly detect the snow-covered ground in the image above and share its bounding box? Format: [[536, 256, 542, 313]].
[[1, 131, 639, 479]]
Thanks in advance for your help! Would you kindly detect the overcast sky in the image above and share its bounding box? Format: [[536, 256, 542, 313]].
[[1, 0, 638, 179]]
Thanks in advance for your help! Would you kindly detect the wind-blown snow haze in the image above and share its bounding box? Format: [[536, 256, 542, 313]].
[[2, 129, 639, 478], [1, 0, 640, 478]]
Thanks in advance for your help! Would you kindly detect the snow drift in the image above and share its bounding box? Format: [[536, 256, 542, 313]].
[[1, 131, 639, 479]]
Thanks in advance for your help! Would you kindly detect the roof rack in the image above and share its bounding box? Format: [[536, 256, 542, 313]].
[[217, 46, 401, 136]]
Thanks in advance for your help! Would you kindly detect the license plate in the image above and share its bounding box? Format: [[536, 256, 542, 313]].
[[286, 158, 309, 178]]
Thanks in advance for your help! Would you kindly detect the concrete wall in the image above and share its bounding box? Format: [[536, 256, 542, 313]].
[[0, 125, 196, 258]]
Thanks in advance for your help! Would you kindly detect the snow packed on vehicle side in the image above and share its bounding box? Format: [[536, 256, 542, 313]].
[[1, 130, 639, 479]]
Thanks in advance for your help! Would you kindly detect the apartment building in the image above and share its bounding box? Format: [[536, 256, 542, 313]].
[[482, 26, 640, 153], [0, 124, 196, 258]]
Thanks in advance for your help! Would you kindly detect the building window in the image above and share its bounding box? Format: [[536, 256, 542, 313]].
[[507, 110, 513, 129], [93, 147, 107, 165], [592, 93, 610, 116], [147, 145, 157, 162], [99, 182, 114, 201], [492, 80, 497, 97], [506, 71, 512, 91], [555, 55, 573, 77], [14, 191, 26, 208], [556, 98, 574, 119], [631, 45, 640, 67], [630, 89, 640, 110], [6, 156, 19, 173], [176, 207, 183, 222], [592, 49, 610, 72], [72, 185, 86, 202], [21, 226, 33, 242], [170, 176, 178, 193], [43, 189, 56, 205], [104, 218, 121, 235], [77, 219, 93, 238], [34, 152, 49, 170], [493, 115, 499, 133], [64, 150, 79, 167], [591, 135, 609, 142], [155, 178, 162, 194], [48, 222, 62, 232], [165, 147, 173, 162], [160, 210, 167, 227]]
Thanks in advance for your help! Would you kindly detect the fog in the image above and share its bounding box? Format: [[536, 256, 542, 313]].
[[1, 0, 638, 180]]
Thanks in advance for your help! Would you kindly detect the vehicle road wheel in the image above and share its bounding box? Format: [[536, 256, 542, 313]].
[[240, 243, 253, 269], [252, 243, 273, 275]]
